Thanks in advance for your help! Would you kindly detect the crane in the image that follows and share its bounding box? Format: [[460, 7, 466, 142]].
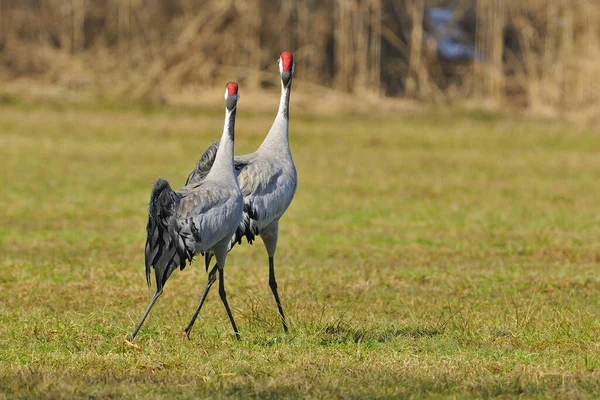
[[130, 82, 244, 341], [186, 52, 297, 333]]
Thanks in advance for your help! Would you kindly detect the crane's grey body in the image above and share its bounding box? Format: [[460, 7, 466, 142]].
[[131, 85, 243, 340], [186, 54, 296, 332], [187, 78, 296, 257], [234, 130, 297, 252], [144, 177, 242, 291]]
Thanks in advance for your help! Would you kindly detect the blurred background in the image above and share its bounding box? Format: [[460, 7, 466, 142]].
[[1, 0, 599, 120]]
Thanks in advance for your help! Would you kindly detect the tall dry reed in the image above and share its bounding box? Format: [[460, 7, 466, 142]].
[[0, 0, 599, 115]]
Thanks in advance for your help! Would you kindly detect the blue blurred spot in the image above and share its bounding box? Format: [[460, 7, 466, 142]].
[[427, 7, 479, 61]]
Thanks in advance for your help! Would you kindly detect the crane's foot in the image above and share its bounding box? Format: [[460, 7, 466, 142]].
[[183, 331, 191, 340]]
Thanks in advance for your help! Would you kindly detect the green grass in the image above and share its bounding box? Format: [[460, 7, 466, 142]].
[[0, 100, 599, 399]]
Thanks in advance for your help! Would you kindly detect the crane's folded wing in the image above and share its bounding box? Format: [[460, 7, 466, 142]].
[[175, 182, 232, 220], [185, 141, 220, 186]]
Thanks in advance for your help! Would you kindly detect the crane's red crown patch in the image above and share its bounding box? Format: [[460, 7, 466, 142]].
[[226, 82, 238, 96], [281, 52, 293, 72]]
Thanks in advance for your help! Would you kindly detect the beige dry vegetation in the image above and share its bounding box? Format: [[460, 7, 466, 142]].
[[1, 0, 600, 120]]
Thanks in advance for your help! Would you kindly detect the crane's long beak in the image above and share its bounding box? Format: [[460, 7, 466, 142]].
[[130, 290, 163, 340]]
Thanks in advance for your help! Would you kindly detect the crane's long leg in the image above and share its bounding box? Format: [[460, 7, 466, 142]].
[[131, 290, 163, 340], [183, 265, 218, 339], [218, 268, 241, 340], [269, 256, 288, 333]]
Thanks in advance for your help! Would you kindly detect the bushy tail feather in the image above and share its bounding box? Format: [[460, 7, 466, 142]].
[[185, 141, 220, 186], [231, 201, 259, 248], [144, 178, 189, 293]]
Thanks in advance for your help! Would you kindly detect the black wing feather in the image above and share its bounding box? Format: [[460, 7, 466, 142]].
[[231, 200, 259, 248], [145, 178, 194, 293], [185, 141, 220, 186]]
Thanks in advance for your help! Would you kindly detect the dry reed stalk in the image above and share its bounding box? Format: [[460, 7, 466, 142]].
[[475, 0, 505, 102], [333, 0, 352, 92], [118, 0, 131, 61], [369, 0, 382, 96], [72, 0, 84, 53], [405, 0, 431, 99], [333, 0, 381, 95], [0, 0, 599, 118], [237, 0, 261, 89], [511, 0, 600, 114]]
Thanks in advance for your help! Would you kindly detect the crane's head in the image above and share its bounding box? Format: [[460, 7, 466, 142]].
[[279, 51, 294, 87], [224, 82, 240, 111]]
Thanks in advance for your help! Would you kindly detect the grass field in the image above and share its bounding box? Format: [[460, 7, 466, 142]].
[[0, 98, 599, 399]]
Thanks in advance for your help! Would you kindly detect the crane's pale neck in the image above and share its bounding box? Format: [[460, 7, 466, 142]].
[[259, 81, 292, 153], [208, 106, 236, 179]]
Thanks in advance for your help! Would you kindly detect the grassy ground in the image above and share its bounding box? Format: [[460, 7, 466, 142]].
[[0, 98, 599, 399]]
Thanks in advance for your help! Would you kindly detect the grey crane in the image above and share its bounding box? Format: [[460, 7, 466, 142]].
[[130, 82, 244, 341], [186, 52, 297, 333]]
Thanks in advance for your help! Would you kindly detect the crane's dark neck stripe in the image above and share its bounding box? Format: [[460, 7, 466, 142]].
[[281, 83, 291, 120], [226, 107, 236, 141]]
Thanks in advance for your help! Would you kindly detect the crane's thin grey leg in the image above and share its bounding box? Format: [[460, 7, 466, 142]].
[[218, 268, 241, 340], [130, 290, 163, 340], [183, 265, 218, 339], [268, 256, 288, 333]]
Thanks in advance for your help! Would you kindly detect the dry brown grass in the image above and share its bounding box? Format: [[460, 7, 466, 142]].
[[0, 0, 599, 119]]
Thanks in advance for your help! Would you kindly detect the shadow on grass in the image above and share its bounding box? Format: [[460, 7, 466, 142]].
[[320, 323, 442, 345]]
